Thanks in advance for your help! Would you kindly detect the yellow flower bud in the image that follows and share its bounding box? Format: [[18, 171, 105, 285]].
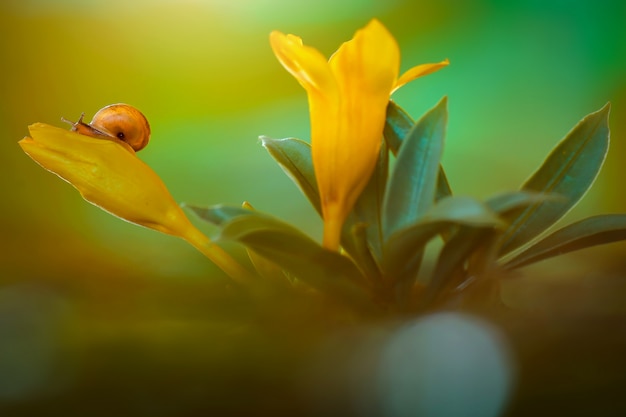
[[20, 123, 195, 238], [19, 123, 252, 283], [270, 19, 448, 250]]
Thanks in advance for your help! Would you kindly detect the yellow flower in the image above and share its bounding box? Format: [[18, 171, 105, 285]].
[[270, 19, 448, 250], [20, 123, 196, 237], [19, 123, 251, 283]]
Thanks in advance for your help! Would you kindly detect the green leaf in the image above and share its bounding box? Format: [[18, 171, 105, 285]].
[[499, 103, 611, 255], [383, 100, 409, 155], [246, 247, 287, 282], [423, 227, 496, 306], [188, 203, 372, 309], [344, 141, 389, 265], [219, 214, 372, 309], [384, 100, 452, 201], [504, 214, 626, 269], [382, 97, 448, 241], [184, 203, 252, 226], [384, 196, 505, 283], [436, 167, 453, 204], [241, 203, 291, 284], [420, 196, 507, 227], [394, 197, 510, 306], [260, 136, 321, 215], [384, 197, 505, 301], [261, 135, 385, 277], [343, 222, 383, 285], [384, 191, 540, 292], [485, 191, 563, 216]]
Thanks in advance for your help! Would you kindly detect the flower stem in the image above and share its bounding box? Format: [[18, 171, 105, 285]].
[[183, 226, 255, 285], [322, 206, 344, 251]]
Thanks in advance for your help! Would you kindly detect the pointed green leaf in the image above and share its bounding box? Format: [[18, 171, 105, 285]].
[[262, 136, 385, 277], [219, 214, 372, 309], [383, 101, 409, 155], [244, 202, 291, 283], [386, 191, 548, 285], [189, 203, 372, 309], [504, 214, 626, 269], [436, 167, 453, 203], [395, 196, 511, 306], [499, 103, 611, 255], [423, 228, 495, 306], [384, 100, 452, 201], [382, 97, 448, 241], [420, 196, 507, 227], [485, 191, 564, 216], [260, 136, 321, 215], [384, 196, 505, 281], [344, 222, 383, 285], [184, 203, 252, 226], [344, 141, 389, 266], [246, 247, 288, 282]]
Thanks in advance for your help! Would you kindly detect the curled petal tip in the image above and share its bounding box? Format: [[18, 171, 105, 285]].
[[393, 58, 450, 93]]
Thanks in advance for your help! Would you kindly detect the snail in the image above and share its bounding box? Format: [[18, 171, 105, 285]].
[[62, 104, 151, 152]]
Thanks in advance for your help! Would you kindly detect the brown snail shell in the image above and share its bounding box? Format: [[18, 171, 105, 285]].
[[63, 104, 151, 152]]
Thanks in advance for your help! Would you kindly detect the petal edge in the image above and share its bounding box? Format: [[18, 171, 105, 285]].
[[393, 58, 449, 93], [270, 31, 337, 96]]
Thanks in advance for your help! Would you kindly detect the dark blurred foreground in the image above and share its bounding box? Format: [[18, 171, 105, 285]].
[[0, 256, 625, 417]]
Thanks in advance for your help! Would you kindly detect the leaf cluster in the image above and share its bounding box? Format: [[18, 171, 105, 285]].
[[188, 98, 623, 314]]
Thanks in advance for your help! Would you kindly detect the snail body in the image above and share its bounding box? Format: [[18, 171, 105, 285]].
[[64, 104, 151, 152]]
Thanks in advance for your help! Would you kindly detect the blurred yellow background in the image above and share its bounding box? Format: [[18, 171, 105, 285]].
[[1, 0, 625, 414], [3, 0, 625, 284]]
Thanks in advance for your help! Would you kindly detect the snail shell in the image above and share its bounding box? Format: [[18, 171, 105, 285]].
[[64, 104, 151, 152]]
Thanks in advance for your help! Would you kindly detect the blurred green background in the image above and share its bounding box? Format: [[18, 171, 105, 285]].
[[1, 0, 626, 415]]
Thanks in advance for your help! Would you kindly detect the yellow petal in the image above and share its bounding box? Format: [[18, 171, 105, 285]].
[[270, 19, 448, 251], [315, 19, 399, 249], [269, 31, 337, 96], [19, 123, 195, 238], [270, 29, 344, 249], [20, 123, 256, 284], [393, 58, 449, 93]]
